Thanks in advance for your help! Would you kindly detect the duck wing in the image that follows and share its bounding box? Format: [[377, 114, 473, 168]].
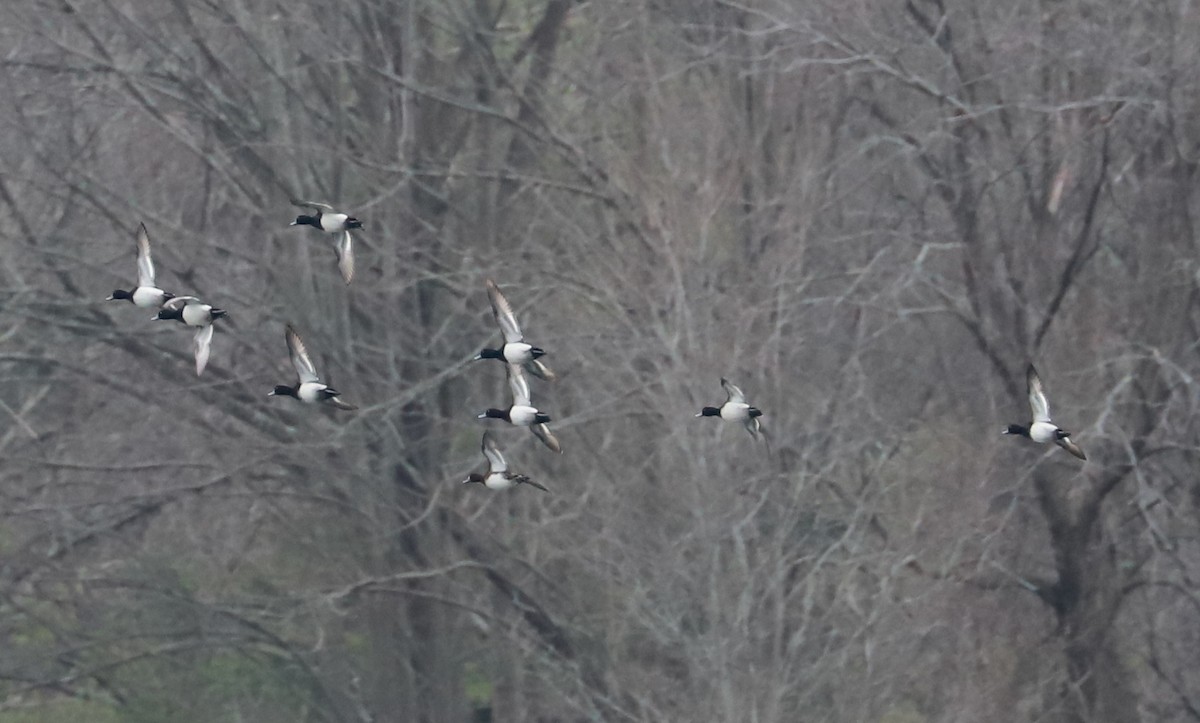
[[746, 417, 772, 455], [285, 324, 321, 384], [334, 230, 354, 284], [1056, 436, 1087, 460], [531, 423, 562, 454], [291, 199, 335, 212], [327, 396, 358, 411], [721, 377, 747, 405], [193, 324, 214, 376], [507, 362, 532, 407], [524, 358, 557, 382], [1026, 365, 1052, 423], [485, 279, 524, 343], [135, 223, 157, 288], [742, 415, 761, 440], [161, 295, 199, 314], [517, 475, 549, 492], [481, 431, 508, 472]]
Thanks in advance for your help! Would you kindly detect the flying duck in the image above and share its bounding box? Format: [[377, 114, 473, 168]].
[[153, 296, 226, 375], [474, 279, 556, 381], [268, 324, 357, 410], [289, 200, 360, 284], [696, 378, 769, 444], [1003, 364, 1086, 460], [477, 363, 562, 453], [107, 223, 175, 308], [462, 431, 548, 491]]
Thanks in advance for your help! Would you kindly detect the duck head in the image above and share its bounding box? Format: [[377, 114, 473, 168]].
[[107, 289, 133, 303], [474, 348, 504, 361], [696, 407, 721, 418]]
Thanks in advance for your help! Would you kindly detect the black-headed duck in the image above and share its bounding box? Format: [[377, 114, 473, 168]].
[[478, 363, 562, 453], [154, 296, 226, 375], [462, 431, 548, 491], [268, 324, 357, 410], [107, 223, 174, 308], [474, 279, 556, 381], [289, 200, 359, 284], [697, 377, 769, 444], [1003, 364, 1086, 460]]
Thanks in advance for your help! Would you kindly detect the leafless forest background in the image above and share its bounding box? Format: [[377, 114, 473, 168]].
[[1, 0, 1198, 721]]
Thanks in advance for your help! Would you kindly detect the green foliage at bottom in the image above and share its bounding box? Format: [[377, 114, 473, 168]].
[[0, 700, 121, 723]]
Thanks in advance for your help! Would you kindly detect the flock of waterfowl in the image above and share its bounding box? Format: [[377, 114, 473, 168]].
[[107, 200, 361, 384], [108, 201, 1087, 494]]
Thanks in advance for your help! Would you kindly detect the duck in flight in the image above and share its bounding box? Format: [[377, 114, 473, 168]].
[[696, 378, 769, 447], [154, 296, 226, 375], [474, 279, 556, 381], [289, 200, 360, 284], [462, 431, 548, 491], [1003, 364, 1086, 460], [107, 223, 174, 308], [477, 363, 562, 453], [268, 324, 357, 410]]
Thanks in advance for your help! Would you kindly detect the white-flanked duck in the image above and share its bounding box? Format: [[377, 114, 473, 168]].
[[462, 431, 548, 491], [268, 324, 357, 410], [107, 223, 174, 308], [474, 279, 556, 381], [477, 363, 562, 453], [1003, 364, 1086, 460], [697, 377, 769, 444], [289, 200, 360, 284], [154, 296, 226, 375]]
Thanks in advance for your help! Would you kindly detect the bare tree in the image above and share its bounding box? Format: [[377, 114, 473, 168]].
[[0, 1, 1198, 722]]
